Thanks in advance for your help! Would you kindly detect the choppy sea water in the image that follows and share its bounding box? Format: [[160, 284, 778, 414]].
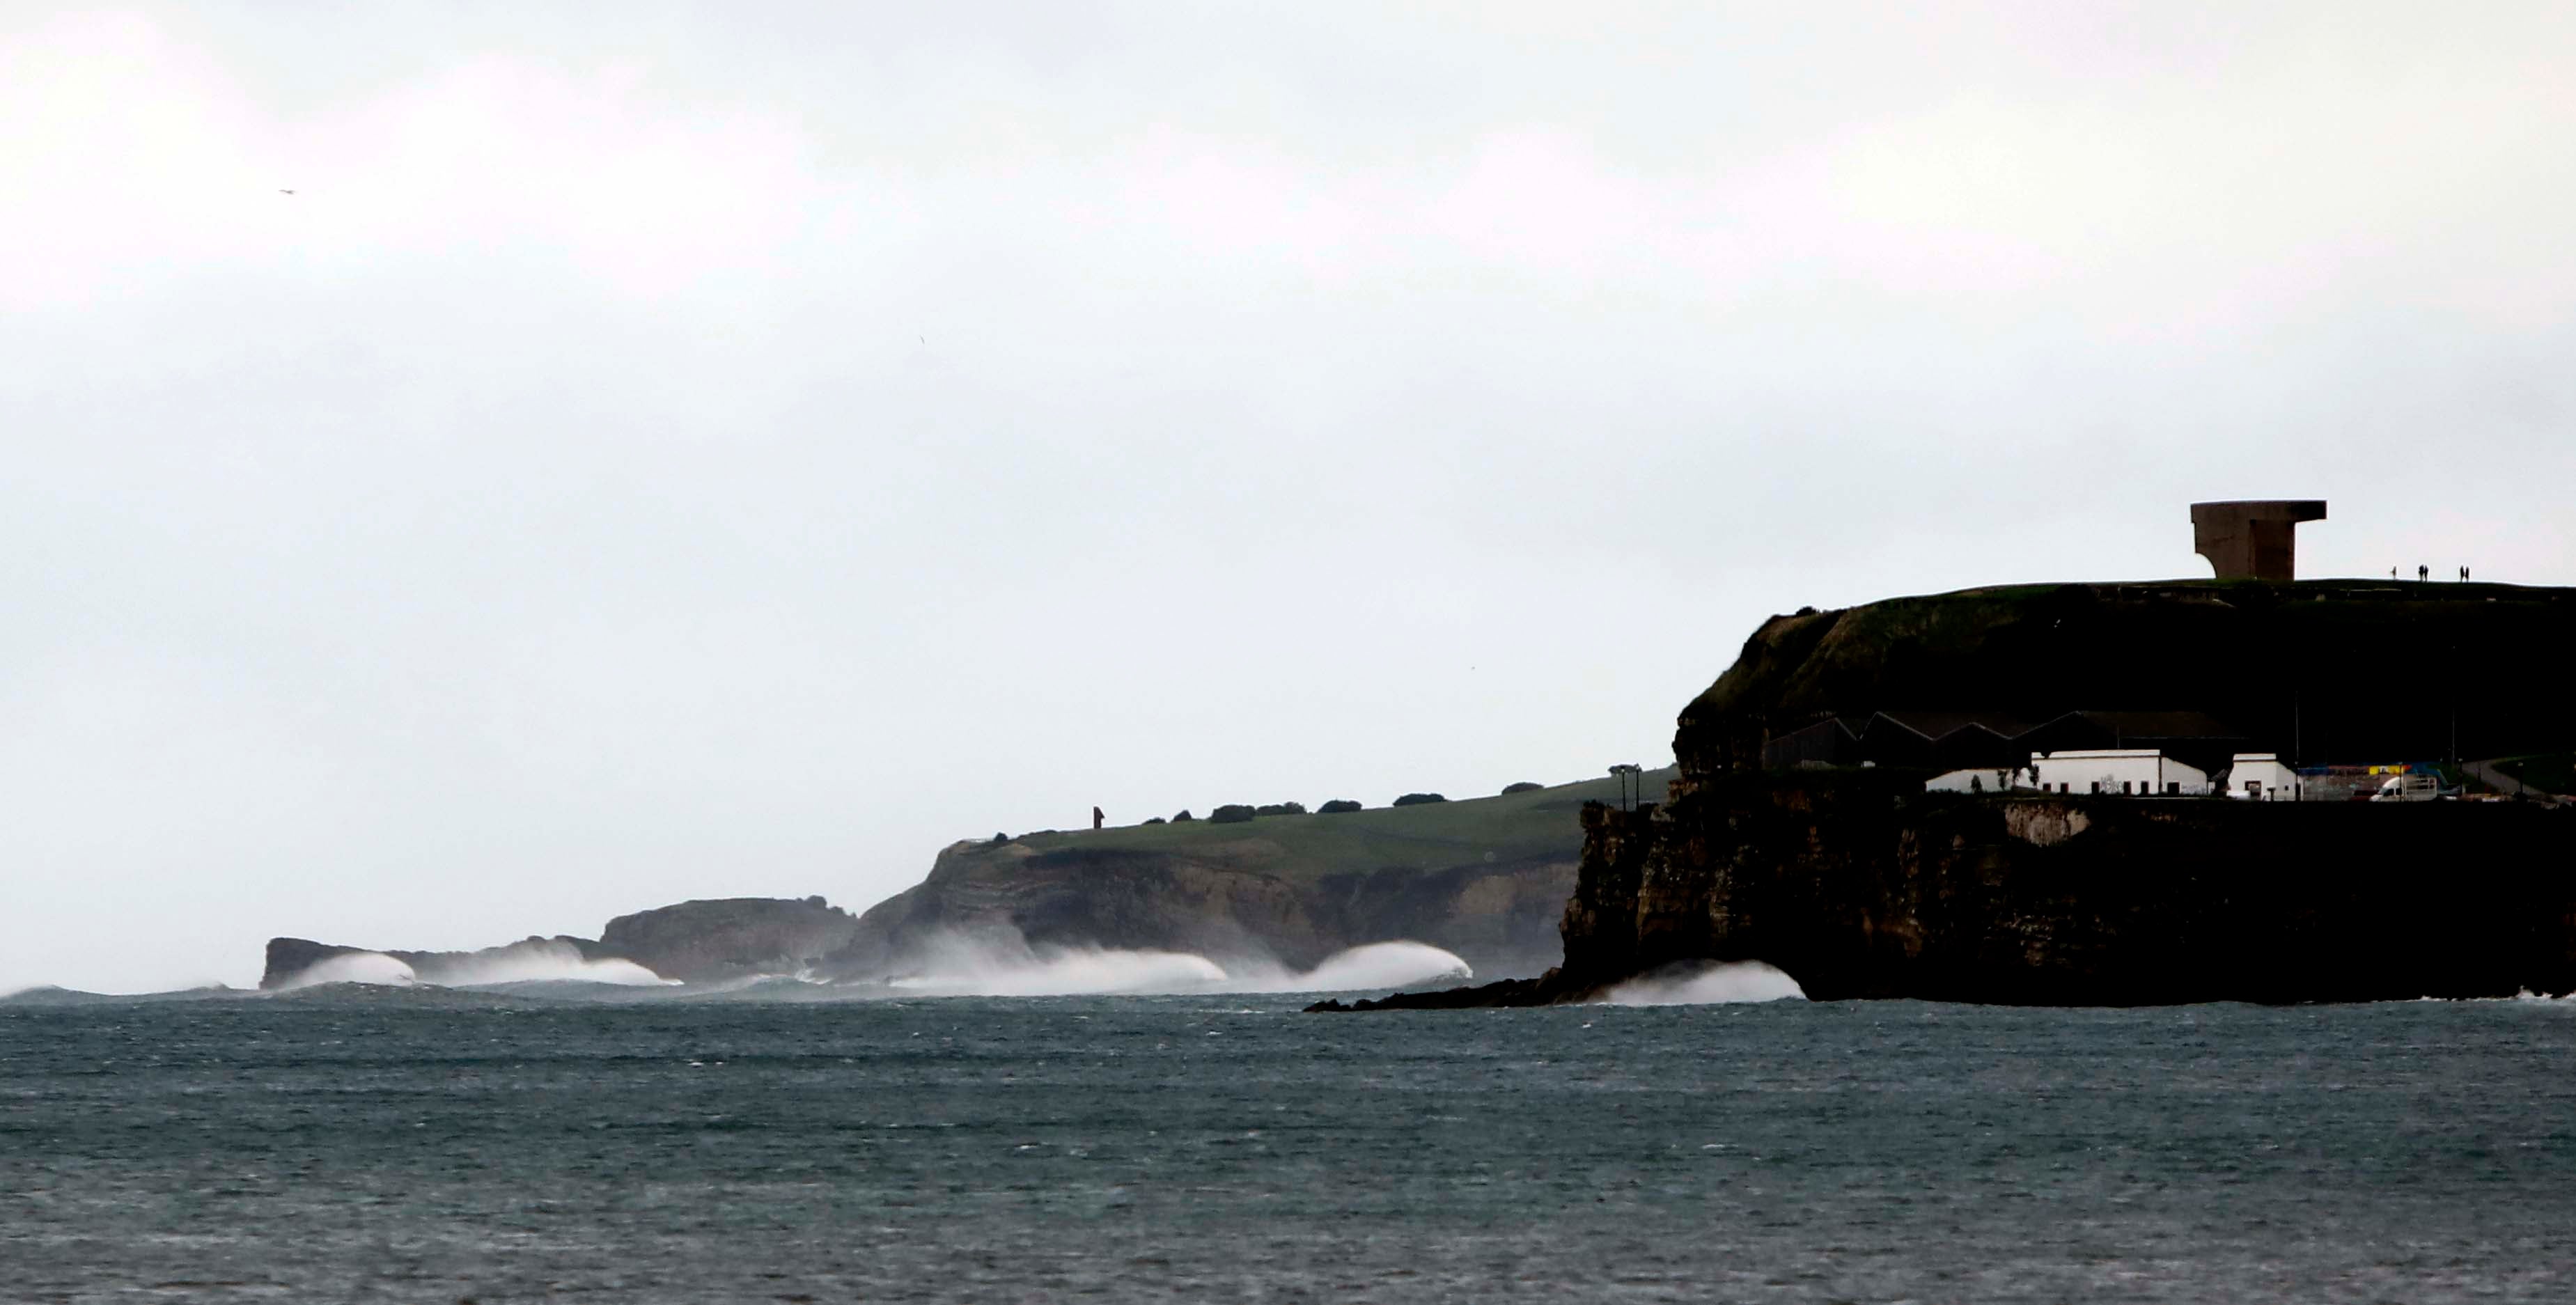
[[4, 987, 2573, 1302]]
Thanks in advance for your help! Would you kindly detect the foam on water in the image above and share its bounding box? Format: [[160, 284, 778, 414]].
[[1233, 941, 1472, 993], [891, 937, 1229, 997], [889, 930, 1472, 997], [274, 942, 673, 992], [276, 952, 420, 991], [426, 943, 673, 988], [1602, 961, 1806, 1006]]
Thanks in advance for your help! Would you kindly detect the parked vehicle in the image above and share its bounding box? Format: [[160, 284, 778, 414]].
[[2368, 772, 2444, 802]]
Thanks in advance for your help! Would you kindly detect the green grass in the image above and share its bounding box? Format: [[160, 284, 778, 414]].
[[998, 769, 1676, 880]]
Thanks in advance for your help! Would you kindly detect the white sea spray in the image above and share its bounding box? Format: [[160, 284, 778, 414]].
[[275, 941, 673, 992], [887, 929, 1470, 996], [1602, 961, 1805, 1006]]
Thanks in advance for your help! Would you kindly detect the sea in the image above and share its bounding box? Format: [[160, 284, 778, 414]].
[[4, 986, 2573, 1302]]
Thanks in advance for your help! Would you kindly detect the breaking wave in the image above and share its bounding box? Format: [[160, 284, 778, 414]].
[[1602, 961, 1806, 1006], [1286, 941, 1474, 993], [276, 941, 672, 992], [889, 931, 1470, 997], [889, 934, 1228, 997], [276, 952, 420, 991]]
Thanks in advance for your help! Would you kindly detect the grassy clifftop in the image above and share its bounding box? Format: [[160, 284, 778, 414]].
[[1678, 579, 2576, 779], [1001, 770, 1671, 881]]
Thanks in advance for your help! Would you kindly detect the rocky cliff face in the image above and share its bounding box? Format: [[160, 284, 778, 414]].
[[1325, 774, 2576, 1010], [827, 772, 1673, 981], [843, 834, 1581, 979], [1319, 581, 2576, 1010], [1564, 776, 2576, 1003], [598, 898, 860, 983]]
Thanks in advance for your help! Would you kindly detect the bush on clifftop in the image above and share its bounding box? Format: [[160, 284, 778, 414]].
[[1317, 799, 1363, 814], [1209, 804, 1257, 824], [1391, 792, 1447, 807]]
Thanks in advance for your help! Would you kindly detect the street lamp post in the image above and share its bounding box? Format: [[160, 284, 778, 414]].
[[1609, 763, 1644, 812]]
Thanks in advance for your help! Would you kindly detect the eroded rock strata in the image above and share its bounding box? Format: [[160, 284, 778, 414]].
[[1318, 778, 2576, 1010], [1657, 781, 2576, 1002]]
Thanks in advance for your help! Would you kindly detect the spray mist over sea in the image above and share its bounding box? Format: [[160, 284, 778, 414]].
[[886, 932, 1474, 997], [1602, 961, 1806, 1006], [273, 941, 676, 992]]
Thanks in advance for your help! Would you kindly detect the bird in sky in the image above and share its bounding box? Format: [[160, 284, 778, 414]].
[[278, 189, 295, 196]]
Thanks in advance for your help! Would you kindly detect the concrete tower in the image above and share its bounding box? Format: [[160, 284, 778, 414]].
[[2190, 500, 2326, 581]]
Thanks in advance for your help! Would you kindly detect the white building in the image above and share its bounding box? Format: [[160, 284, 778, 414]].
[[2029, 749, 2210, 797], [2223, 753, 2301, 801]]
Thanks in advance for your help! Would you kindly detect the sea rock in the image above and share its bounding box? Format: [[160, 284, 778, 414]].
[[260, 898, 860, 989], [597, 898, 859, 983]]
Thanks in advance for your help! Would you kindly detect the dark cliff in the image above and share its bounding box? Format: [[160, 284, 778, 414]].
[[1566, 777, 2576, 1003], [1320, 581, 2576, 1010], [1678, 580, 2576, 778], [597, 898, 860, 983]]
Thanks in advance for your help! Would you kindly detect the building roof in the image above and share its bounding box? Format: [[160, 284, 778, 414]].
[[1872, 710, 2043, 742]]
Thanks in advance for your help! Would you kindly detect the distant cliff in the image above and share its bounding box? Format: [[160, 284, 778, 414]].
[[258, 774, 1667, 989], [841, 772, 1670, 979], [260, 897, 860, 989]]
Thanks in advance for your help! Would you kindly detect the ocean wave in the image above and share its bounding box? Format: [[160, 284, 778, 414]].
[[887, 931, 1471, 997], [274, 942, 674, 992], [1601, 962, 1806, 1006]]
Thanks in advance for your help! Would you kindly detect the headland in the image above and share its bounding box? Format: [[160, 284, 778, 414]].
[[1318, 579, 2576, 1009]]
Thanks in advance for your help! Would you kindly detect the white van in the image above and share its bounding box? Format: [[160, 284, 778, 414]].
[[2368, 772, 2442, 802]]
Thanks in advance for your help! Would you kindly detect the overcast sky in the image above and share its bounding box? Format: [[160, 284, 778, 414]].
[[6, 1, 2572, 993]]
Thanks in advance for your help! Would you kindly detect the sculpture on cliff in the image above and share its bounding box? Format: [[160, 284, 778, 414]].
[[2190, 499, 2326, 581]]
